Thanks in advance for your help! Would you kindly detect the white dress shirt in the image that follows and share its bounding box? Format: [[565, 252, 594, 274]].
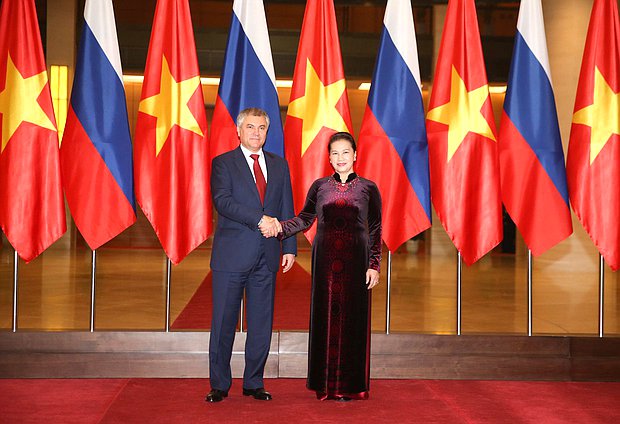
[[239, 144, 268, 183]]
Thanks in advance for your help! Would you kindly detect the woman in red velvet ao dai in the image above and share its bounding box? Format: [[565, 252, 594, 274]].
[[275, 132, 382, 401]]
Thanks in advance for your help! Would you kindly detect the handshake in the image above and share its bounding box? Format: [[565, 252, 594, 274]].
[[259, 215, 282, 238]]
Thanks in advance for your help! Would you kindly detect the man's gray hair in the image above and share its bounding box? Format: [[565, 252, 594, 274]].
[[236, 108, 270, 128]]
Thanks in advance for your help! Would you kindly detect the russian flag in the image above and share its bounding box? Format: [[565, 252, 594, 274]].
[[210, 0, 283, 158], [499, 0, 572, 256], [60, 0, 136, 250], [357, 0, 431, 252]]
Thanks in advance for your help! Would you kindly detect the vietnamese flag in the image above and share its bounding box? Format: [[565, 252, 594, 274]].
[[133, 0, 211, 264], [567, 0, 620, 271], [426, 0, 502, 265], [0, 0, 66, 262], [284, 0, 353, 241]]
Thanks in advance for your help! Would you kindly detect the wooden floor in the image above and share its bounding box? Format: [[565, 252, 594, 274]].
[[1, 212, 618, 336]]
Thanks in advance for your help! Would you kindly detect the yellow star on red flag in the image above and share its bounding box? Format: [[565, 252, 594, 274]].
[[287, 59, 348, 156], [138, 55, 204, 156], [572, 66, 620, 164], [426, 66, 496, 162], [0, 54, 56, 153]]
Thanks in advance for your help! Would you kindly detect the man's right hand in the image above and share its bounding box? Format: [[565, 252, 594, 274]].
[[259, 215, 282, 238]]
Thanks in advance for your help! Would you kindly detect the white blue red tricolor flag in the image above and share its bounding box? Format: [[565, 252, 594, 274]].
[[498, 0, 572, 256], [357, 0, 431, 252], [60, 0, 136, 250], [210, 0, 283, 158]]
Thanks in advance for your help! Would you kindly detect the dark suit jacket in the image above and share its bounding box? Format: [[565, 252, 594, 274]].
[[210, 146, 297, 273]]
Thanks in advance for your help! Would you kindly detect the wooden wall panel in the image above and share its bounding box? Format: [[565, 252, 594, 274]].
[[1, 332, 618, 381]]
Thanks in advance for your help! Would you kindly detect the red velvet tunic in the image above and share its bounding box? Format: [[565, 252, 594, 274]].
[[280, 173, 382, 399]]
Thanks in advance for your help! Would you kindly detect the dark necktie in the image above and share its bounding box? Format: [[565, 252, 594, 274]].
[[250, 154, 266, 204]]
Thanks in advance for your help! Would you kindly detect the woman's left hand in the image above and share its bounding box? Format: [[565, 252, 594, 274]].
[[366, 269, 380, 290]]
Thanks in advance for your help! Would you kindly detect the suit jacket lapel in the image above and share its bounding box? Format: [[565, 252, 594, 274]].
[[264, 152, 276, 205], [233, 147, 262, 205]]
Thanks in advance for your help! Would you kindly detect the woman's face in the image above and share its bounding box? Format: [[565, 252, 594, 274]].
[[329, 139, 356, 175]]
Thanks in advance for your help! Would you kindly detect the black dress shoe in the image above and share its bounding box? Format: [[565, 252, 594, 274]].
[[242, 387, 272, 401], [205, 389, 228, 403]]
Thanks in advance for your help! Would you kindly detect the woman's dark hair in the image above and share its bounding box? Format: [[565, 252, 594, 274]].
[[327, 131, 356, 153]]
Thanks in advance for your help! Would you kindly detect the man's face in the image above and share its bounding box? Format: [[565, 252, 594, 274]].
[[237, 115, 268, 153]]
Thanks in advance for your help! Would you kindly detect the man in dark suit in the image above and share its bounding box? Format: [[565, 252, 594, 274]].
[[206, 108, 297, 403]]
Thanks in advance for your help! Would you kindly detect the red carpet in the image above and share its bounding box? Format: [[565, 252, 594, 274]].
[[1, 378, 619, 423], [171, 262, 312, 331]]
